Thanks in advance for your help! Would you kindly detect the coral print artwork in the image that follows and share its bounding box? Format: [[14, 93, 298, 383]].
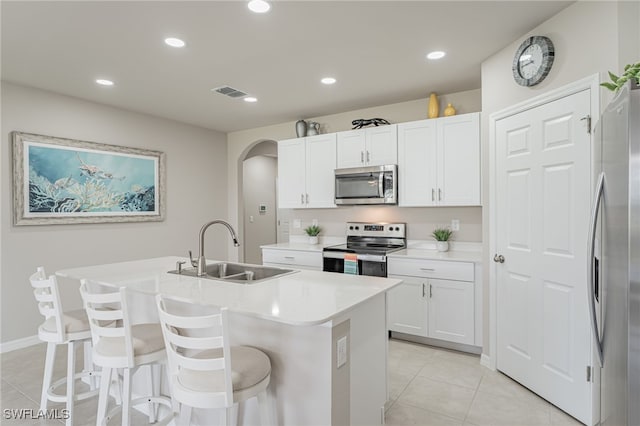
[[12, 132, 165, 225]]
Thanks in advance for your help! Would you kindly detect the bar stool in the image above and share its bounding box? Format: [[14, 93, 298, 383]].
[[30, 267, 100, 426], [79, 280, 172, 426], [156, 295, 274, 426]]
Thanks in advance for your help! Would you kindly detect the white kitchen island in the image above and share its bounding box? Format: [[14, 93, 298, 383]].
[[57, 256, 402, 426]]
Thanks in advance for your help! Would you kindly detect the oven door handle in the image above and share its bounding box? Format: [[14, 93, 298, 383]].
[[379, 172, 385, 197]]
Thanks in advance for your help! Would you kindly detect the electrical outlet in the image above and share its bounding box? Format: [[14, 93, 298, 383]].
[[293, 219, 301, 229], [337, 336, 347, 368], [312, 219, 318, 226], [451, 219, 460, 231]]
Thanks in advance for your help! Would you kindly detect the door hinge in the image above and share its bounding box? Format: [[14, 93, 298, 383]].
[[581, 115, 591, 134], [586, 365, 592, 382]]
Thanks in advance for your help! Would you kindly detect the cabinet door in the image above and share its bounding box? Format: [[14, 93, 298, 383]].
[[305, 134, 337, 208], [387, 277, 428, 337], [336, 129, 366, 168], [397, 120, 437, 206], [437, 113, 480, 206], [277, 139, 306, 209], [427, 278, 474, 345], [366, 124, 398, 166]]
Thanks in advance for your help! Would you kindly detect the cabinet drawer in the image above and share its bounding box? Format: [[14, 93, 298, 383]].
[[388, 258, 474, 282], [262, 249, 322, 268]]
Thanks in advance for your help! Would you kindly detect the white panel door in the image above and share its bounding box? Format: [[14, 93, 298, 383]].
[[397, 120, 437, 206], [428, 278, 474, 345], [387, 278, 427, 337], [495, 89, 592, 423], [366, 124, 398, 166], [305, 134, 337, 208], [277, 138, 306, 209], [438, 113, 481, 205], [336, 130, 366, 168]]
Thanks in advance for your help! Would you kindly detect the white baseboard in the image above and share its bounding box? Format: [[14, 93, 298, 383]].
[[480, 353, 494, 370], [0, 335, 40, 353]]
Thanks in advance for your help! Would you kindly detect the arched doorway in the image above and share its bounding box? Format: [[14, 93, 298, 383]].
[[238, 140, 280, 264]]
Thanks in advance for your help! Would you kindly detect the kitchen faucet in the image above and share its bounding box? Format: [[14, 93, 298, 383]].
[[189, 220, 240, 276]]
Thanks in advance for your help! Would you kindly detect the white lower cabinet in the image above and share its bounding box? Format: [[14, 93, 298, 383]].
[[262, 248, 322, 271], [388, 258, 477, 346]]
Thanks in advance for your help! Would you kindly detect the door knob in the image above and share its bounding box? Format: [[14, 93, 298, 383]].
[[493, 254, 505, 263]]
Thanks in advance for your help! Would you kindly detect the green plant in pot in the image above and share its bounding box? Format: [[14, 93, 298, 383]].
[[432, 227, 453, 252], [304, 225, 322, 245], [601, 62, 640, 92]]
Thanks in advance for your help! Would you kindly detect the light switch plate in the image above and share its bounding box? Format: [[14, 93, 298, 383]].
[[293, 219, 301, 229], [451, 219, 460, 231], [337, 336, 347, 368]]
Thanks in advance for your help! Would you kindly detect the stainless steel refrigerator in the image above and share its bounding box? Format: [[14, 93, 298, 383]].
[[588, 81, 640, 426]]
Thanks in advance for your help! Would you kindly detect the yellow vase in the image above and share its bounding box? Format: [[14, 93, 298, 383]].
[[428, 93, 439, 118], [444, 103, 456, 117]]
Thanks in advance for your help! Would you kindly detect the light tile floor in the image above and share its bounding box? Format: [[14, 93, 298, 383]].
[[1, 339, 584, 425]]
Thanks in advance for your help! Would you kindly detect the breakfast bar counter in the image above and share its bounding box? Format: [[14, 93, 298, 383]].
[[57, 256, 402, 425]]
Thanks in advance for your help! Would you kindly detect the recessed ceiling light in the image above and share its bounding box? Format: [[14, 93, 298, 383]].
[[427, 51, 446, 60], [248, 0, 270, 13], [96, 79, 114, 86], [321, 77, 337, 85], [244, 97, 258, 103], [164, 37, 185, 48]]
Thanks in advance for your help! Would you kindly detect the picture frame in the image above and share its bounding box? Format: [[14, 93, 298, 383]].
[[12, 131, 166, 225]]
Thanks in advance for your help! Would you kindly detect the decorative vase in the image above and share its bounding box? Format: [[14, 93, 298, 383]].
[[444, 103, 456, 117], [295, 120, 307, 138], [307, 122, 320, 136], [428, 93, 439, 118], [436, 241, 449, 252], [308, 236, 319, 245]]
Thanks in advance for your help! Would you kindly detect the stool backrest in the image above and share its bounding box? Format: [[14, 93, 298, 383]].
[[79, 279, 135, 367], [156, 295, 233, 407], [30, 267, 65, 342]]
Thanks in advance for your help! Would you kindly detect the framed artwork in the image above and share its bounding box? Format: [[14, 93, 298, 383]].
[[12, 131, 166, 225]]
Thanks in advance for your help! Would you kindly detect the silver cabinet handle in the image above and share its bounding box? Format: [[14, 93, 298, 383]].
[[284, 256, 295, 260], [588, 172, 605, 367], [438, 188, 442, 201], [361, 151, 364, 163], [420, 268, 435, 271], [422, 283, 426, 298], [493, 254, 505, 263], [432, 188, 435, 201], [366, 151, 371, 163], [429, 283, 433, 298], [301, 194, 304, 205], [306, 193, 309, 204]]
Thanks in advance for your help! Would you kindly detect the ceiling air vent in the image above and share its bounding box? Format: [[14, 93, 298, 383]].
[[212, 85, 248, 98]]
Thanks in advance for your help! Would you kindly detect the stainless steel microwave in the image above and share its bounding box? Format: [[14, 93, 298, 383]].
[[334, 164, 397, 205]]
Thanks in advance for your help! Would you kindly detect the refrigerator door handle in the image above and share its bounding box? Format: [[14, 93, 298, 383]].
[[588, 171, 605, 367]]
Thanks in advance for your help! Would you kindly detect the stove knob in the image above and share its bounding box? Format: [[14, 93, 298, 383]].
[[355, 226, 360, 230], [395, 227, 400, 231], [388, 227, 393, 231], [349, 226, 354, 230]]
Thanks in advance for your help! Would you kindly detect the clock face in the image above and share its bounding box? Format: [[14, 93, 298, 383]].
[[512, 36, 554, 87]]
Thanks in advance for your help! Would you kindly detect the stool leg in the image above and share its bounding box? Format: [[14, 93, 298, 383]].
[[177, 405, 191, 426], [83, 340, 97, 390], [147, 364, 158, 423], [40, 342, 57, 411], [96, 367, 112, 426], [257, 390, 271, 426], [66, 341, 76, 426], [121, 368, 132, 426]]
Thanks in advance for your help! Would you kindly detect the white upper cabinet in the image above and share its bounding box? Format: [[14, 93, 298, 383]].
[[398, 113, 480, 207], [277, 134, 336, 209], [336, 124, 397, 168]]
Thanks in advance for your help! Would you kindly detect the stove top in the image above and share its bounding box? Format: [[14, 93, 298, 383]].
[[323, 222, 406, 256]]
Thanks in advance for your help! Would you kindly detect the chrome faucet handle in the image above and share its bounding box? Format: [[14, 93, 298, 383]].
[[188, 250, 198, 267], [176, 261, 186, 274]]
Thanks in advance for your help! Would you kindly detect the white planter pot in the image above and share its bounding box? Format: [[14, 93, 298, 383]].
[[436, 241, 449, 252], [308, 236, 319, 245]]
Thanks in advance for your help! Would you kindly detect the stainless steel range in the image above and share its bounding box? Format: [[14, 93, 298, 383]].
[[322, 222, 406, 277]]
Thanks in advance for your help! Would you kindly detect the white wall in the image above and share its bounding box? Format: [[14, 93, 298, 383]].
[[242, 155, 277, 264], [227, 89, 482, 261], [480, 1, 638, 357], [1, 82, 228, 345]]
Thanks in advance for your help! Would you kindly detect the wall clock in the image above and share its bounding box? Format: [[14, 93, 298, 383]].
[[512, 36, 555, 87]]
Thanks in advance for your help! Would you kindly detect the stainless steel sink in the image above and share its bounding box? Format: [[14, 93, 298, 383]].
[[168, 262, 297, 284]]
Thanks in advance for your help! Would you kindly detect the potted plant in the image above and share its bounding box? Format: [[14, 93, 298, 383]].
[[601, 62, 640, 92], [304, 225, 322, 245], [432, 227, 453, 252]]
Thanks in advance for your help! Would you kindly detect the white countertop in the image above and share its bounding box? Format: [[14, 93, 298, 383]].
[[388, 248, 482, 263], [57, 256, 402, 326]]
